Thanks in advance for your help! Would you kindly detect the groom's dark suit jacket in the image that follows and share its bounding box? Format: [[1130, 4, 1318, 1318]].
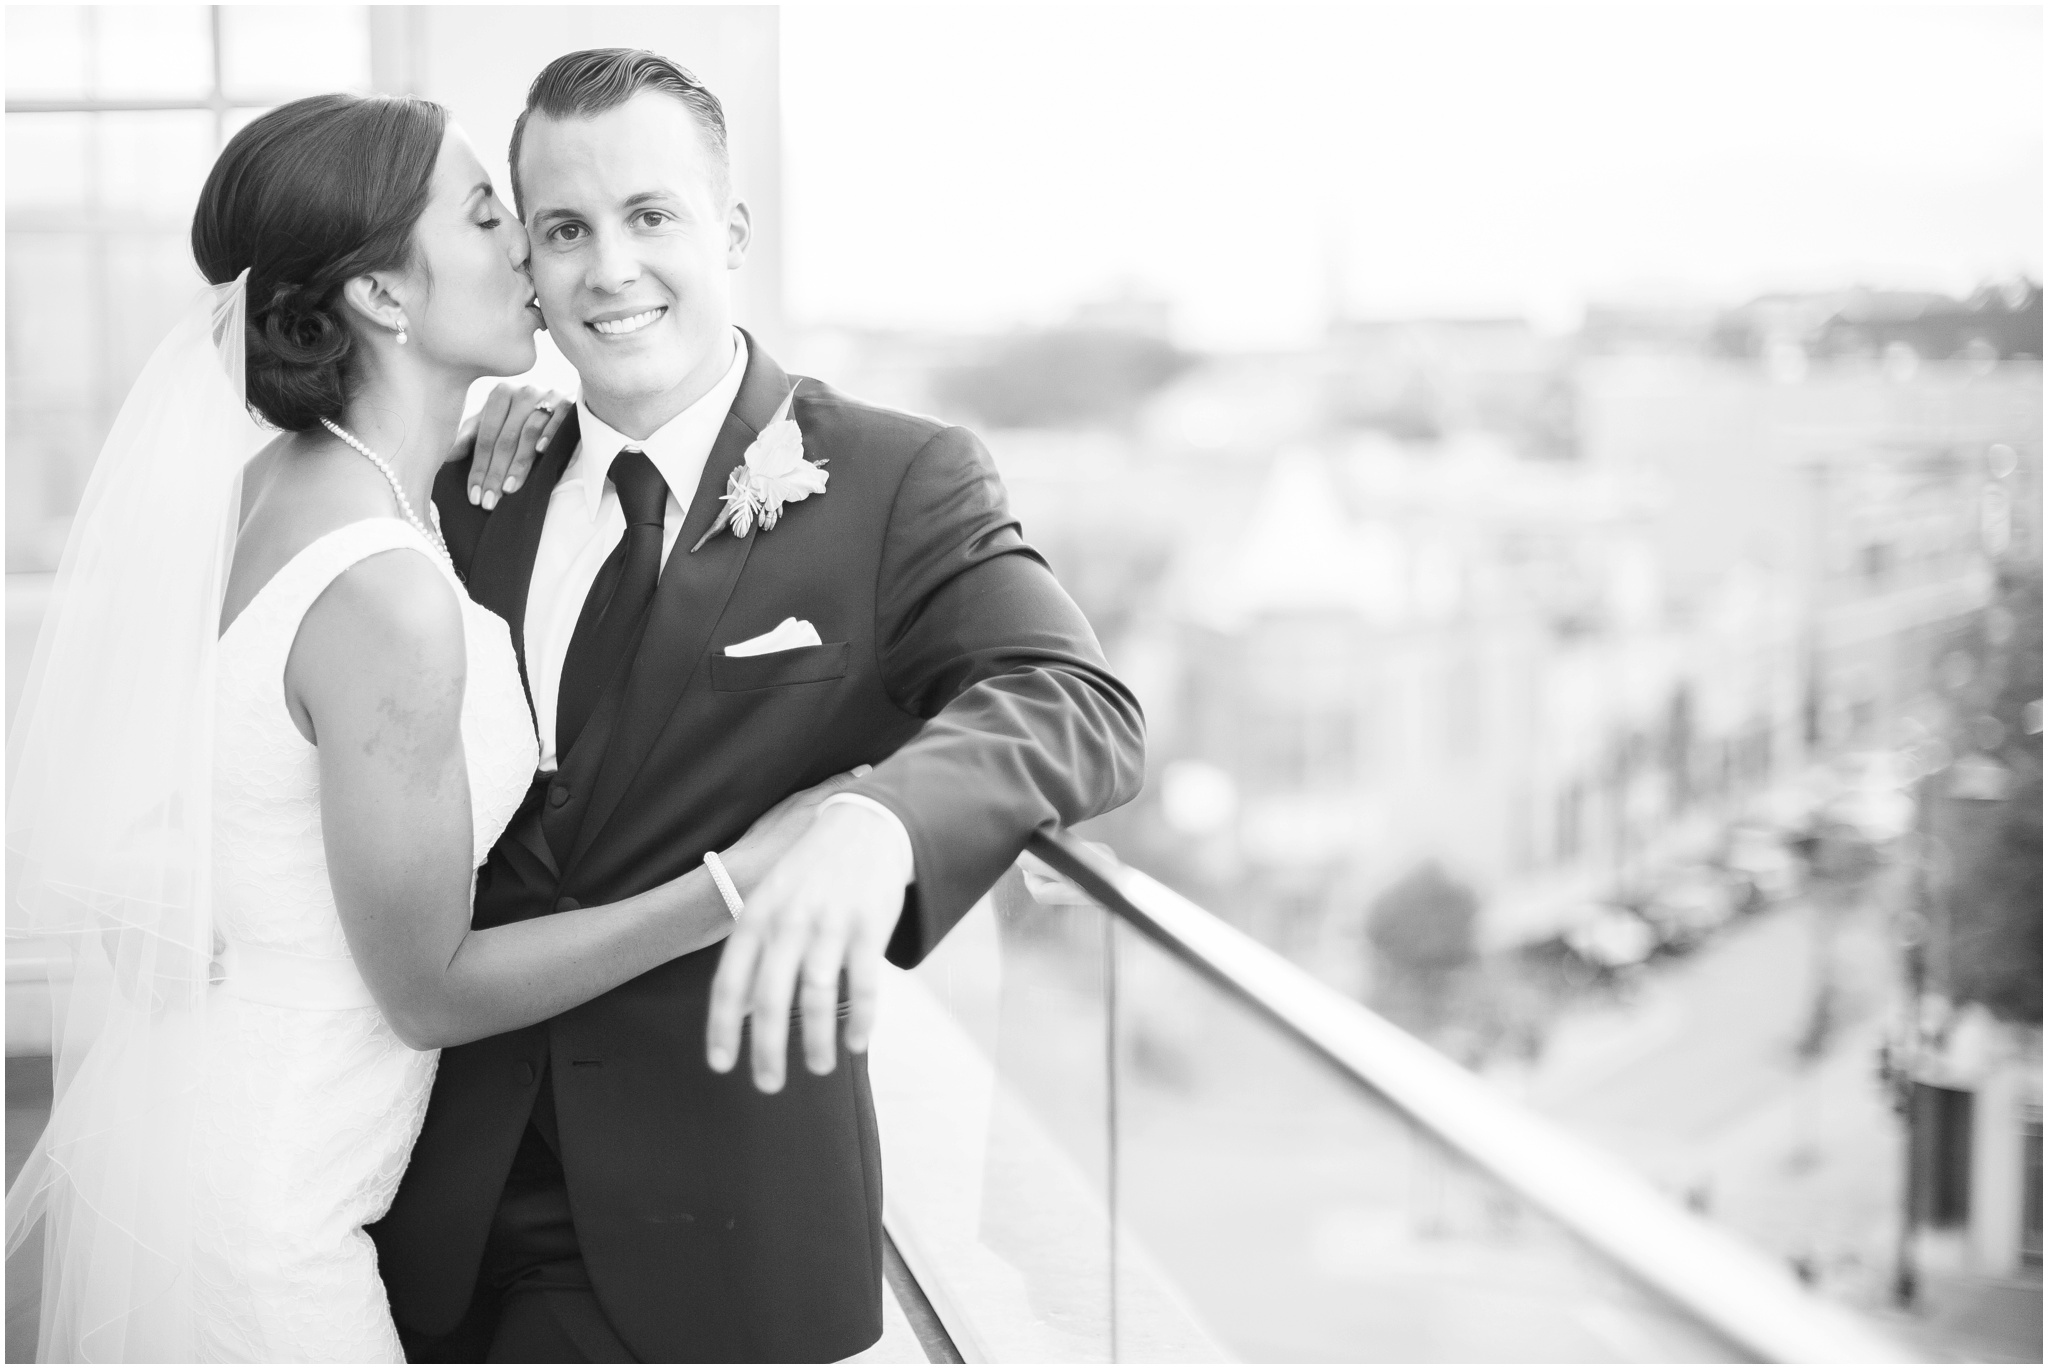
[[370, 336, 1144, 1362]]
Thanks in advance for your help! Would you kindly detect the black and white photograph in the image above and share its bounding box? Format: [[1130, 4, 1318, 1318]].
[[2, 4, 2040, 1363]]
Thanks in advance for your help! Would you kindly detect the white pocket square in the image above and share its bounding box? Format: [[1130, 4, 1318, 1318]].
[[723, 617, 824, 657]]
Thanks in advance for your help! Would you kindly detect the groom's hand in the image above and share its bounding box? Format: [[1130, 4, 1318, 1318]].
[[705, 803, 912, 1092]]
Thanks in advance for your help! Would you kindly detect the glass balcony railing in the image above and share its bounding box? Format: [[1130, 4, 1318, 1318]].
[[5, 830, 1914, 1363], [869, 832, 1911, 1363]]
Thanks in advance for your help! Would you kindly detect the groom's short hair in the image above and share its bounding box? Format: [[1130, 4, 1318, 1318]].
[[509, 48, 731, 213]]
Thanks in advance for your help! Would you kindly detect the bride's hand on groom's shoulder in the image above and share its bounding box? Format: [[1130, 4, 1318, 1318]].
[[448, 382, 574, 510], [706, 798, 914, 1094]]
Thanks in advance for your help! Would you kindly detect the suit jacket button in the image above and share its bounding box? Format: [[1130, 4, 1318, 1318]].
[[516, 1061, 536, 1087], [556, 896, 579, 913], [548, 783, 570, 808]]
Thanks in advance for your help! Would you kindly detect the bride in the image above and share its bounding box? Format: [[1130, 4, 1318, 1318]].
[[5, 92, 847, 1362]]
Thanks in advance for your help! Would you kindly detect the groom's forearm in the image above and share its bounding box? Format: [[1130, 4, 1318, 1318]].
[[844, 425, 1146, 966], [849, 660, 1144, 966]]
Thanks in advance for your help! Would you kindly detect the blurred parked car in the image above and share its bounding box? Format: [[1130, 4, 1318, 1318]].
[[1747, 776, 1829, 834], [1721, 823, 1803, 911], [1563, 903, 1659, 975], [1821, 749, 1917, 842], [1834, 748, 1914, 792], [1638, 865, 1739, 952], [1821, 786, 1915, 844]]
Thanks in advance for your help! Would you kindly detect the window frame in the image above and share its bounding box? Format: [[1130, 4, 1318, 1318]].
[[4, 5, 405, 573]]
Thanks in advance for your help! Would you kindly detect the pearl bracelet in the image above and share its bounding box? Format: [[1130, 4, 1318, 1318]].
[[703, 851, 744, 920]]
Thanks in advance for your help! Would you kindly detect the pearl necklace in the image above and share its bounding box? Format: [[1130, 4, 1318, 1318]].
[[318, 417, 452, 567]]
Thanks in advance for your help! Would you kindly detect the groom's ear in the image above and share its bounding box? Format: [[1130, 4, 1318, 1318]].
[[340, 273, 409, 338], [725, 199, 753, 271]]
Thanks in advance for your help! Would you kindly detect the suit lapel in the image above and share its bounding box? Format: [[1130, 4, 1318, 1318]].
[[459, 411, 578, 881], [558, 337, 793, 873], [465, 407, 581, 711]]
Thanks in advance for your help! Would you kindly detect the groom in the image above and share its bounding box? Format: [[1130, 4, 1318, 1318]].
[[370, 48, 1145, 1363]]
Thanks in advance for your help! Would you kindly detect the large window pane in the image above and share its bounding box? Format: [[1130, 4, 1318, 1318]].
[[4, 235, 96, 412], [221, 6, 371, 101], [5, 115, 92, 218], [6, 233, 98, 574], [5, 410, 93, 573], [5, 233, 96, 573], [103, 234, 206, 387], [5, 8, 90, 100], [92, 6, 213, 100], [94, 110, 216, 224]]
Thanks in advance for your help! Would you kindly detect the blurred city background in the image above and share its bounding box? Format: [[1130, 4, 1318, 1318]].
[[5, 5, 2041, 1362]]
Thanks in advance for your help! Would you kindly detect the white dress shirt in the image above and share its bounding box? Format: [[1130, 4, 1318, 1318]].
[[525, 329, 912, 883]]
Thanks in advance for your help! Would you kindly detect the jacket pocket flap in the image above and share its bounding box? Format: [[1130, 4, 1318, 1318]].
[[709, 640, 850, 692]]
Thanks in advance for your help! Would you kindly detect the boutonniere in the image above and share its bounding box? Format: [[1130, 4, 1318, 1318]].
[[690, 385, 827, 553]]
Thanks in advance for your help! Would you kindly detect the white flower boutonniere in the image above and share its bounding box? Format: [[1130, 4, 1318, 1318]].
[[690, 385, 827, 553]]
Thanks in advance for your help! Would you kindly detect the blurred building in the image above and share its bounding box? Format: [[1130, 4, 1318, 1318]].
[[1181, 463, 1799, 949], [1889, 510, 2043, 1293], [908, 300, 2040, 980], [1579, 355, 2040, 754], [1714, 282, 2045, 370], [1900, 996, 2044, 1285], [1321, 317, 1577, 457]]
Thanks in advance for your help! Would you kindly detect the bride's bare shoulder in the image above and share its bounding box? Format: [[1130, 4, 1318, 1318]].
[[237, 433, 291, 524], [222, 436, 406, 633], [301, 545, 462, 656], [288, 546, 466, 733]]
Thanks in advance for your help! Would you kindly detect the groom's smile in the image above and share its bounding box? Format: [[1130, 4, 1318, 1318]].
[[516, 89, 752, 440], [588, 304, 669, 338]]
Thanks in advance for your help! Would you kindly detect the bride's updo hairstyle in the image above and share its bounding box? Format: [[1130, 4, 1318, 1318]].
[[191, 93, 449, 431]]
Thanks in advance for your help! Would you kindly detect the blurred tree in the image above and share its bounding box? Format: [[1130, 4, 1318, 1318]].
[[1930, 563, 2042, 1024], [1366, 860, 1480, 1036], [931, 328, 1191, 429], [1518, 372, 1579, 461], [1323, 361, 1443, 441], [1368, 861, 1479, 970]]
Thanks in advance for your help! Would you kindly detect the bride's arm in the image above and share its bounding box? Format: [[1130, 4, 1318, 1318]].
[[289, 551, 814, 1051]]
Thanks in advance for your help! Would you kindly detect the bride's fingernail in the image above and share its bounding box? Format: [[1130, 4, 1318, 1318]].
[[708, 1046, 731, 1071], [482, 490, 499, 511], [852, 764, 872, 777], [504, 475, 521, 492], [468, 485, 481, 506]]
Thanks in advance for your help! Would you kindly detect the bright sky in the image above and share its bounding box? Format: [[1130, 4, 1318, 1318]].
[[781, 4, 2042, 347]]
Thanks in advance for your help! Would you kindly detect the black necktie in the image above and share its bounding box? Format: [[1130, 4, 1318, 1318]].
[[555, 448, 669, 761]]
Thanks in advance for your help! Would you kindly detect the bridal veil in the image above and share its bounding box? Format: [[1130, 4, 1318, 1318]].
[[5, 272, 263, 1361]]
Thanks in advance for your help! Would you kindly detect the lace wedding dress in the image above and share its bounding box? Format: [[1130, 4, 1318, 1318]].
[[193, 518, 537, 1361]]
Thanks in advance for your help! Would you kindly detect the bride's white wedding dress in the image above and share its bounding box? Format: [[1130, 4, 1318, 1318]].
[[6, 281, 549, 1361], [193, 517, 537, 1361]]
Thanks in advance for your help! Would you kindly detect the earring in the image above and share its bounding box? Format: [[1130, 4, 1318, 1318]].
[[394, 320, 409, 346]]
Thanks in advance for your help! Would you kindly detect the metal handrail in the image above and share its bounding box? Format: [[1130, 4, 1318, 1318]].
[[1025, 831, 1910, 1365]]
